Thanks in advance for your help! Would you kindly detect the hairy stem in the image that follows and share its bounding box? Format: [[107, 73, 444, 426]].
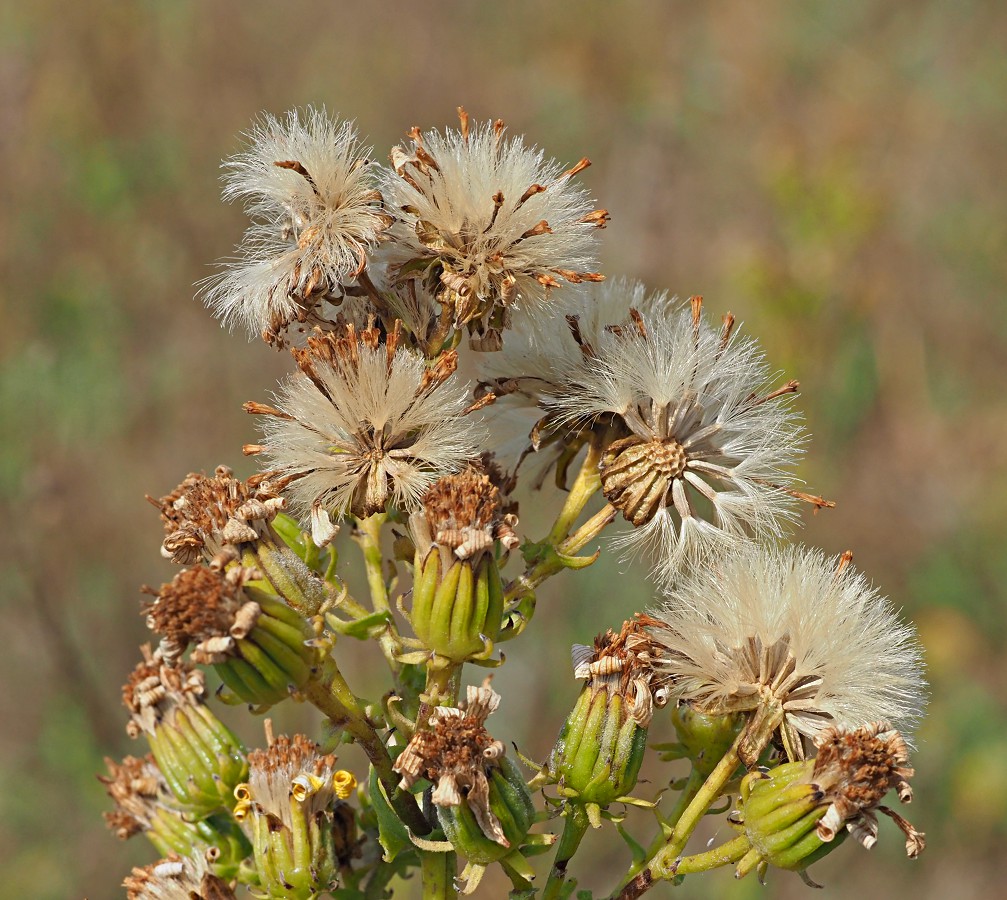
[[543, 804, 590, 900], [419, 848, 457, 900]]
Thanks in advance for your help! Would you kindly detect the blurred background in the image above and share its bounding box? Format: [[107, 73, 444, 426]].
[[2, 1, 1005, 897]]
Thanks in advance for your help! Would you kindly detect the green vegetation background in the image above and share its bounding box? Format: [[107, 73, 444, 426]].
[[2, 2, 1005, 897]]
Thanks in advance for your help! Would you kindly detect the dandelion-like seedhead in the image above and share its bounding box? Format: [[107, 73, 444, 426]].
[[649, 544, 926, 751], [203, 107, 392, 342], [248, 322, 488, 528], [382, 110, 607, 347], [490, 280, 819, 580]]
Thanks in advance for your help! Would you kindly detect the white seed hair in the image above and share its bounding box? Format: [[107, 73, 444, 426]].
[[258, 344, 487, 520], [203, 107, 389, 337], [383, 118, 601, 309], [649, 543, 927, 743]]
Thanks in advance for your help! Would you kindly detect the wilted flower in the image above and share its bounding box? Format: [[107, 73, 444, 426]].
[[246, 321, 489, 530], [486, 282, 825, 581], [202, 107, 392, 343], [233, 733, 357, 899], [123, 853, 237, 900], [649, 544, 926, 765], [382, 108, 608, 348], [733, 721, 923, 884]]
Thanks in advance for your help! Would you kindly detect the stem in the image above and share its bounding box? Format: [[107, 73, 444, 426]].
[[673, 834, 751, 876], [547, 441, 604, 545], [614, 728, 748, 899], [304, 661, 429, 836], [416, 661, 462, 731], [419, 848, 456, 899], [543, 804, 590, 900], [354, 513, 403, 672]]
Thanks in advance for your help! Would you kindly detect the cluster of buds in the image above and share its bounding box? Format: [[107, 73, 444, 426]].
[[97, 105, 928, 899]]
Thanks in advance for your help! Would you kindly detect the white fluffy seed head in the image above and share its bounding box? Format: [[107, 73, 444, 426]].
[[256, 341, 487, 521], [382, 117, 604, 317], [486, 279, 811, 581], [202, 107, 391, 339], [649, 543, 927, 743]]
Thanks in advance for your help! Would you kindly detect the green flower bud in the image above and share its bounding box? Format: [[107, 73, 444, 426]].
[[123, 650, 247, 815], [404, 468, 517, 663], [233, 734, 358, 900], [544, 618, 668, 806], [668, 705, 744, 776], [146, 565, 318, 709]]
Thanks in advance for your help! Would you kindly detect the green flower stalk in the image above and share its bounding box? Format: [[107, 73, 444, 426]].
[[233, 733, 358, 899], [122, 649, 247, 815], [393, 681, 542, 893], [145, 564, 317, 709], [99, 754, 251, 875], [734, 721, 924, 883], [402, 467, 518, 665]]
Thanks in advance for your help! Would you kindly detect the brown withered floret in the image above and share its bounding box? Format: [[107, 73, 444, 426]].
[[419, 467, 519, 561], [811, 721, 924, 857], [124, 854, 237, 900], [99, 754, 169, 840], [143, 565, 262, 664], [148, 465, 286, 565], [122, 646, 206, 738], [571, 614, 669, 727], [393, 682, 508, 846]]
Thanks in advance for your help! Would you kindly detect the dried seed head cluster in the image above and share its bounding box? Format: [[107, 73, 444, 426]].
[[571, 615, 670, 728], [149, 466, 285, 566], [100, 754, 172, 841], [123, 853, 236, 900], [812, 721, 924, 857], [383, 110, 608, 347], [394, 682, 509, 846], [203, 107, 392, 343], [649, 544, 926, 755], [122, 647, 208, 739], [414, 466, 519, 562], [247, 322, 488, 533]]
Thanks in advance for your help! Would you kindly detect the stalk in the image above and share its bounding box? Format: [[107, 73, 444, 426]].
[[542, 804, 590, 900], [354, 513, 403, 672], [419, 848, 457, 900]]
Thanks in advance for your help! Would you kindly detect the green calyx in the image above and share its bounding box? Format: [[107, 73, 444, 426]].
[[436, 757, 536, 866], [215, 590, 317, 708], [407, 546, 504, 663], [548, 682, 648, 807]]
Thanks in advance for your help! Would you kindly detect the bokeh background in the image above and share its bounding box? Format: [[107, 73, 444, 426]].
[[2, 1, 1006, 897]]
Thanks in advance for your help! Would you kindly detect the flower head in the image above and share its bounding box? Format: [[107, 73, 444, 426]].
[[123, 853, 236, 900], [246, 321, 488, 527], [649, 544, 926, 763], [489, 281, 826, 581], [382, 109, 607, 348], [203, 107, 392, 343]]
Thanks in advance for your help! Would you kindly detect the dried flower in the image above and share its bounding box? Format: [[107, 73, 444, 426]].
[[246, 322, 488, 528], [543, 617, 670, 809], [382, 109, 607, 347], [649, 544, 926, 765], [202, 107, 392, 343], [144, 564, 317, 707], [487, 282, 825, 581], [733, 721, 923, 883], [122, 647, 248, 812], [123, 853, 237, 900], [233, 733, 357, 899]]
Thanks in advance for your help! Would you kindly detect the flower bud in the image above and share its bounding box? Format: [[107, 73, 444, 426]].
[[123, 649, 247, 815], [234, 733, 358, 899], [668, 705, 744, 777], [545, 617, 668, 806], [734, 721, 924, 882], [145, 565, 317, 709], [404, 469, 517, 663]]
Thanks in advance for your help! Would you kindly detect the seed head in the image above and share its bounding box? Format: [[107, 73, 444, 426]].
[[202, 107, 392, 343], [123, 853, 236, 900]]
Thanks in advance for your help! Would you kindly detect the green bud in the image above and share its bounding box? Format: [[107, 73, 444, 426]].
[[668, 705, 744, 776]]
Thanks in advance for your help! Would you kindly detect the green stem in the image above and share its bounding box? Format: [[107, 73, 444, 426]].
[[354, 513, 403, 672], [546, 441, 604, 546], [304, 661, 429, 836], [614, 728, 748, 899], [543, 804, 590, 900], [419, 848, 456, 899], [673, 834, 752, 876]]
